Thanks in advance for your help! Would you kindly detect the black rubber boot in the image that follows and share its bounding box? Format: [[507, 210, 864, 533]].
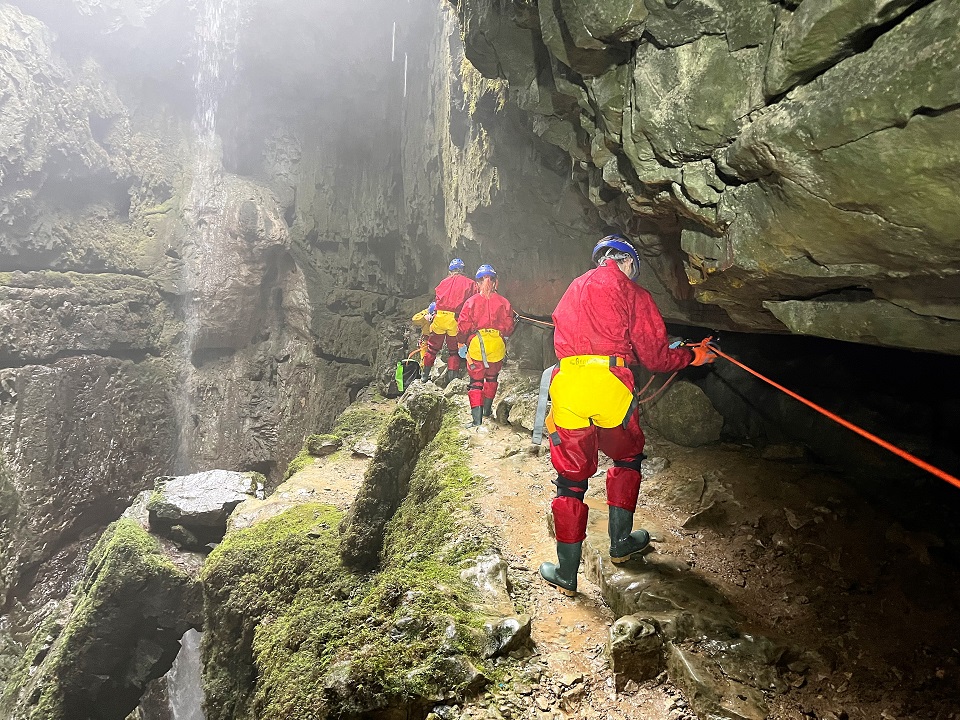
[[470, 406, 483, 427], [539, 541, 582, 596], [608, 506, 650, 563], [482, 397, 494, 418], [421, 366, 432, 383]]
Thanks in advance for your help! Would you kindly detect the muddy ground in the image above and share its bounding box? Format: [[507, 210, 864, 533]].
[[301, 386, 959, 720], [454, 391, 960, 720]]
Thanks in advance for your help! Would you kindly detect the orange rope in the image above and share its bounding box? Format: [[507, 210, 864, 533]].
[[636, 371, 679, 405], [712, 346, 960, 491], [512, 315, 957, 488]]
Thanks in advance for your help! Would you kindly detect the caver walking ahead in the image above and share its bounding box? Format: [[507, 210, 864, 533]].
[[540, 234, 717, 596], [457, 264, 515, 429], [422, 259, 477, 382], [411, 302, 436, 362]]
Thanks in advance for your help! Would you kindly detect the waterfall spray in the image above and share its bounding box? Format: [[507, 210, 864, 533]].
[[167, 629, 205, 720], [175, 0, 243, 472]]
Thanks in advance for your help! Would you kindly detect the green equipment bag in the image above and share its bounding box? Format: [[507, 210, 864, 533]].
[[395, 358, 421, 393]]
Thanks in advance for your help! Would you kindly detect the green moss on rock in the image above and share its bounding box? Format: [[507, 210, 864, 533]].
[[332, 404, 390, 444], [0, 518, 201, 720], [305, 433, 342, 455], [283, 447, 314, 479], [283, 434, 344, 480], [201, 412, 491, 720]]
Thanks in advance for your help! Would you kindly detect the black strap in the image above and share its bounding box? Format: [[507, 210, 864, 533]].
[[622, 391, 639, 428], [553, 474, 588, 501], [613, 454, 646, 472]]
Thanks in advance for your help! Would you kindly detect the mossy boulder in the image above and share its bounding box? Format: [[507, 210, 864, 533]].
[[339, 385, 446, 570], [305, 433, 343, 457], [0, 519, 202, 720], [201, 410, 496, 720], [332, 404, 391, 445]]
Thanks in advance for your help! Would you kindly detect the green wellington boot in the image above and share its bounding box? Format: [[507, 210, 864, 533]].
[[539, 541, 583, 596], [469, 406, 483, 427], [608, 506, 650, 563], [482, 397, 494, 418]]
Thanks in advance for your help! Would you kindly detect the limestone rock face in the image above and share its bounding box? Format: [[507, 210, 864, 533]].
[[0, 515, 203, 720], [1, 0, 602, 635], [452, 0, 960, 354], [643, 380, 724, 447]]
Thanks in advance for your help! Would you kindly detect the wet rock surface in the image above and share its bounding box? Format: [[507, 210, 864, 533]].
[[451, 0, 960, 354], [147, 470, 261, 549]]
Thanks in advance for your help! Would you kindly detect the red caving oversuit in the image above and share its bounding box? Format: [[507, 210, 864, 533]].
[[457, 291, 515, 408], [548, 259, 692, 543], [423, 273, 477, 372]]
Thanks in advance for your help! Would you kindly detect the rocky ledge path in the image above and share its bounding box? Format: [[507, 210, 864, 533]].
[[448, 389, 960, 720]]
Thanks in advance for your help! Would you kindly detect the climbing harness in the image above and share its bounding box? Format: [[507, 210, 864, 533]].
[[532, 358, 680, 445], [475, 331, 489, 368]]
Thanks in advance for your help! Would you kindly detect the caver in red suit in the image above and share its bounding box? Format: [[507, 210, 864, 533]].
[[457, 264, 515, 428], [539, 235, 717, 596], [422, 258, 477, 380]]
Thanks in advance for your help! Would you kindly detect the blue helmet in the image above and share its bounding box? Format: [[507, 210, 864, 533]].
[[449, 258, 466, 272], [475, 264, 497, 281], [592, 234, 640, 279], [427, 302, 437, 314]]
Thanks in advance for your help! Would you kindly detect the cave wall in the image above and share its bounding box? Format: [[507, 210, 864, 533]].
[[450, 0, 960, 352], [0, 0, 606, 631]]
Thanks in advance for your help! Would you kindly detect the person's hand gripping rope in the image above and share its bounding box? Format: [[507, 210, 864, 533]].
[[670, 336, 719, 366]]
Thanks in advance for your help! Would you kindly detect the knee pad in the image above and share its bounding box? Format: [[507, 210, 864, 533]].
[[606, 466, 642, 512], [552, 474, 588, 502], [551, 496, 589, 543]]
